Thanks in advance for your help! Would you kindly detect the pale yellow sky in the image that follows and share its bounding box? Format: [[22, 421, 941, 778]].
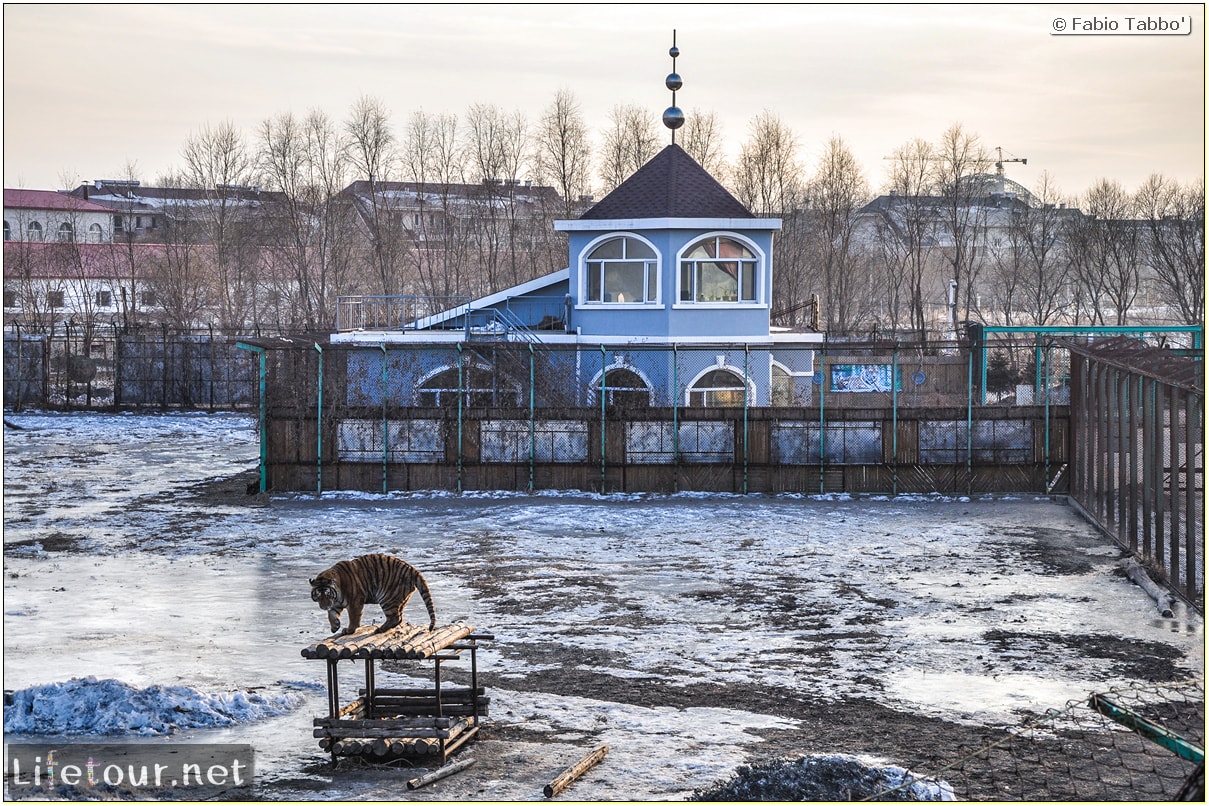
[[3, 3, 1204, 197]]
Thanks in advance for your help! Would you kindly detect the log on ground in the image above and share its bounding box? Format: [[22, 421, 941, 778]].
[[544, 744, 609, 798]]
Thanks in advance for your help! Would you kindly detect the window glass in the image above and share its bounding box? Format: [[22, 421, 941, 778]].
[[680, 236, 758, 303], [603, 261, 646, 303], [89, 223, 104, 243], [27, 222, 43, 241], [418, 366, 520, 407], [588, 239, 625, 260], [597, 367, 651, 407], [3, 221, 10, 240], [584, 236, 657, 303], [688, 369, 746, 407], [57, 222, 74, 241]]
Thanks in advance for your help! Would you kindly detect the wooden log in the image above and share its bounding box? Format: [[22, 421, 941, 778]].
[[314, 724, 453, 739], [396, 623, 474, 658], [365, 686, 485, 698], [407, 757, 477, 790], [543, 744, 609, 798], [338, 698, 366, 719], [372, 702, 490, 719], [1121, 558, 1176, 617]]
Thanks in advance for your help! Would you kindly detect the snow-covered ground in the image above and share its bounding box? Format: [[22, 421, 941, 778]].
[[2, 412, 1203, 800]]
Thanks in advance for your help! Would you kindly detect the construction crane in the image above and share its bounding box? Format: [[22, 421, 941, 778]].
[[994, 146, 1027, 177]]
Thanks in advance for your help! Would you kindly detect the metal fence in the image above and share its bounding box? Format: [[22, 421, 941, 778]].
[[3, 323, 259, 411], [1067, 337, 1204, 610], [247, 335, 1098, 498]]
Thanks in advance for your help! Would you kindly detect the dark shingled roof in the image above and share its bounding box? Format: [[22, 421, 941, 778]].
[[581, 143, 754, 220]]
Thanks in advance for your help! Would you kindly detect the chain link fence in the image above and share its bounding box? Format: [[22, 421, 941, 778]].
[[3, 323, 258, 411]]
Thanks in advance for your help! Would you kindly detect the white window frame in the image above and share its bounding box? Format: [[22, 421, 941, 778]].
[[674, 232, 765, 307], [578, 233, 662, 307]]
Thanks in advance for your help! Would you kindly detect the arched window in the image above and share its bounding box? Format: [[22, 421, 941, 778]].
[[88, 223, 104, 243], [772, 365, 794, 406], [3, 220, 10, 241], [57, 222, 74, 242], [583, 235, 658, 304], [27, 221, 43, 241], [592, 367, 652, 408], [688, 368, 747, 407], [417, 366, 520, 408], [679, 235, 758, 303]]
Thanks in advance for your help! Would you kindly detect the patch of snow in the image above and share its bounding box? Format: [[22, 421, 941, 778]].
[[4, 677, 308, 736]]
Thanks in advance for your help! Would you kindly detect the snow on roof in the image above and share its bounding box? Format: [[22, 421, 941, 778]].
[[4, 189, 115, 214]]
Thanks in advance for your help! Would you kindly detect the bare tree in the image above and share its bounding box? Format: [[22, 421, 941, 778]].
[[931, 123, 994, 329], [679, 109, 726, 177], [181, 120, 260, 332], [877, 137, 941, 336], [804, 136, 872, 332], [1068, 179, 1142, 325], [345, 95, 407, 296], [1135, 174, 1204, 325], [731, 111, 803, 216], [402, 109, 468, 298], [598, 104, 660, 192], [533, 89, 592, 217], [986, 172, 1074, 327]]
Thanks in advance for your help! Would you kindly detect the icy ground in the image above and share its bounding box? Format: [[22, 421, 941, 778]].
[[2, 411, 1203, 801]]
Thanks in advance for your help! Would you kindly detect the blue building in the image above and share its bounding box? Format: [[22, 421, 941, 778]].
[[332, 143, 823, 409]]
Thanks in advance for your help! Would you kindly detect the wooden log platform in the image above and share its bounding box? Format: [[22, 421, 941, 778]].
[[301, 621, 481, 660], [304, 621, 493, 765]]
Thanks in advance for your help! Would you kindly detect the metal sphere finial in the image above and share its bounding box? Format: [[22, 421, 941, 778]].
[[663, 30, 682, 142]]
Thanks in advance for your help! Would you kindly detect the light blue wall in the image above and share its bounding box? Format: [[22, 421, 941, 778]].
[[565, 226, 777, 339]]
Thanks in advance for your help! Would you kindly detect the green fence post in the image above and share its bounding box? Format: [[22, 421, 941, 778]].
[[600, 345, 607, 492], [1043, 340, 1051, 493], [672, 344, 680, 490], [234, 341, 267, 494], [819, 345, 826, 495], [743, 344, 750, 495], [457, 343, 464, 494], [529, 343, 536, 494], [892, 340, 899, 497], [966, 345, 974, 495], [314, 342, 324, 497], [381, 343, 389, 494]]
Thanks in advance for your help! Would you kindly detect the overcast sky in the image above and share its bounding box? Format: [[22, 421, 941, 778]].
[[3, 3, 1204, 199]]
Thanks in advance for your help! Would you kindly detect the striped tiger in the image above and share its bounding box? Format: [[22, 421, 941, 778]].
[[309, 553, 437, 635]]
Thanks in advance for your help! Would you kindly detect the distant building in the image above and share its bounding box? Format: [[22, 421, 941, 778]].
[[65, 180, 287, 243], [4, 189, 117, 244], [329, 143, 825, 407]]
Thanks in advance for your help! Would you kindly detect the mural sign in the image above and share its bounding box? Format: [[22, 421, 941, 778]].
[[830, 364, 901, 393]]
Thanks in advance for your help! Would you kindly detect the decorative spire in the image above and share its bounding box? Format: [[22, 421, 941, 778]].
[[662, 30, 684, 143]]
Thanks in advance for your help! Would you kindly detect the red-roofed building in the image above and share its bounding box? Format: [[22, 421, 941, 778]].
[[4, 189, 118, 244], [3, 239, 167, 331]]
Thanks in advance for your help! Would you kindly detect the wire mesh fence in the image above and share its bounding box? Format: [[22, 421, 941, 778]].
[[1067, 337, 1204, 611], [875, 680, 1204, 801], [3, 323, 258, 411]]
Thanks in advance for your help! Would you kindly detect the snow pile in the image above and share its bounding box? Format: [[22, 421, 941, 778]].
[[4, 677, 309, 736], [689, 753, 954, 801]]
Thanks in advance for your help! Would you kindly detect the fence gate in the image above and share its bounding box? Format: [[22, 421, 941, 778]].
[[1067, 337, 1204, 612]]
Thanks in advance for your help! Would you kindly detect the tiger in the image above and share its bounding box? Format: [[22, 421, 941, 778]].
[[309, 553, 437, 636]]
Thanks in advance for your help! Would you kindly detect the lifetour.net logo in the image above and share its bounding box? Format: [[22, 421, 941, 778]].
[[4, 743, 254, 800]]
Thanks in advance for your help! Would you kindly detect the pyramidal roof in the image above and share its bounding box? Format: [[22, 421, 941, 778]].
[[580, 143, 754, 220]]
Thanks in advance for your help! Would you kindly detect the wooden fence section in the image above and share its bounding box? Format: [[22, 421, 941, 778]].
[[1067, 338, 1204, 611], [260, 403, 1069, 497]]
